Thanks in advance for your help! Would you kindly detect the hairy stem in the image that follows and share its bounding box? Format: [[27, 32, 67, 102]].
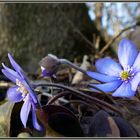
[[60, 59, 86, 74], [47, 91, 70, 105], [34, 83, 122, 116]]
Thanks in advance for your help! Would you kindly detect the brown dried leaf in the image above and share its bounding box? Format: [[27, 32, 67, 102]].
[[36, 105, 84, 137], [113, 116, 138, 137], [88, 110, 120, 137]]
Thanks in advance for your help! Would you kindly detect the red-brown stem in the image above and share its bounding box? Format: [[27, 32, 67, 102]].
[[34, 83, 122, 116]]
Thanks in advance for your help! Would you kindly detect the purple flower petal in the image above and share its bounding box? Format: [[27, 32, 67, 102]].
[[118, 39, 138, 69], [7, 86, 23, 102], [132, 53, 140, 73], [21, 80, 37, 104], [2, 69, 17, 83], [42, 69, 53, 77], [2, 63, 21, 83], [90, 80, 122, 93], [8, 53, 25, 79], [20, 94, 31, 128], [31, 103, 42, 131], [7, 54, 38, 104], [130, 72, 140, 91], [87, 71, 118, 82], [42, 68, 48, 76], [96, 58, 122, 76], [26, 86, 38, 104], [112, 82, 135, 98]]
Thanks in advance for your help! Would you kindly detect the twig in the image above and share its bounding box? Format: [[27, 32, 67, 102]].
[[0, 81, 13, 88], [34, 83, 122, 116], [99, 21, 140, 55]]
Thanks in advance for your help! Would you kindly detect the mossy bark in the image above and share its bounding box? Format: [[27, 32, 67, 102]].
[[0, 3, 105, 73]]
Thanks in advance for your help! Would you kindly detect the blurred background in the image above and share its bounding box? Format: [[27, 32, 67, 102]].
[[0, 2, 140, 73]]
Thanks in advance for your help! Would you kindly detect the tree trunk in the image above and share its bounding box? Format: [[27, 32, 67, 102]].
[[0, 3, 106, 73]]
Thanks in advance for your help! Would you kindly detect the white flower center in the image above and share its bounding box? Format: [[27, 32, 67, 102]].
[[119, 65, 135, 82], [16, 79, 28, 99]]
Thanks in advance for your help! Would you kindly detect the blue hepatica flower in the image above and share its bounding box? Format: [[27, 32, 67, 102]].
[[1, 53, 42, 130], [87, 38, 140, 98]]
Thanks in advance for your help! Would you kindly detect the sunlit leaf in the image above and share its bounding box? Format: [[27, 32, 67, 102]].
[[0, 101, 15, 137], [17, 132, 31, 137]]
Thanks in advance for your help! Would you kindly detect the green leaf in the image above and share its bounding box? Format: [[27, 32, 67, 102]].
[[17, 132, 31, 137], [0, 101, 15, 137]]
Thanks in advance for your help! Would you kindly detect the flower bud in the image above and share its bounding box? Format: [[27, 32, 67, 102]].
[[39, 54, 61, 77]]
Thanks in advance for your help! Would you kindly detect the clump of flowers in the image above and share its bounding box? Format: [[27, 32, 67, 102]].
[[2, 53, 42, 130], [87, 38, 140, 98]]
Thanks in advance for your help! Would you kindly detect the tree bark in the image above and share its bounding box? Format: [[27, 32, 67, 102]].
[[0, 3, 106, 73]]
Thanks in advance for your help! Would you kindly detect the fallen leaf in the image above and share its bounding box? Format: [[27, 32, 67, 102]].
[[88, 110, 120, 137], [113, 116, 138, 137]]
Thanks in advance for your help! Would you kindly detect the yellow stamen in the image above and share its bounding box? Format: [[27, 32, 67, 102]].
[[16, 79, 28, 95], [120, 71, 129, 81]]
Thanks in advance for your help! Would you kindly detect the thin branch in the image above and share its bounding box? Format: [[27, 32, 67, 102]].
[[99, 21, 140, 55]]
